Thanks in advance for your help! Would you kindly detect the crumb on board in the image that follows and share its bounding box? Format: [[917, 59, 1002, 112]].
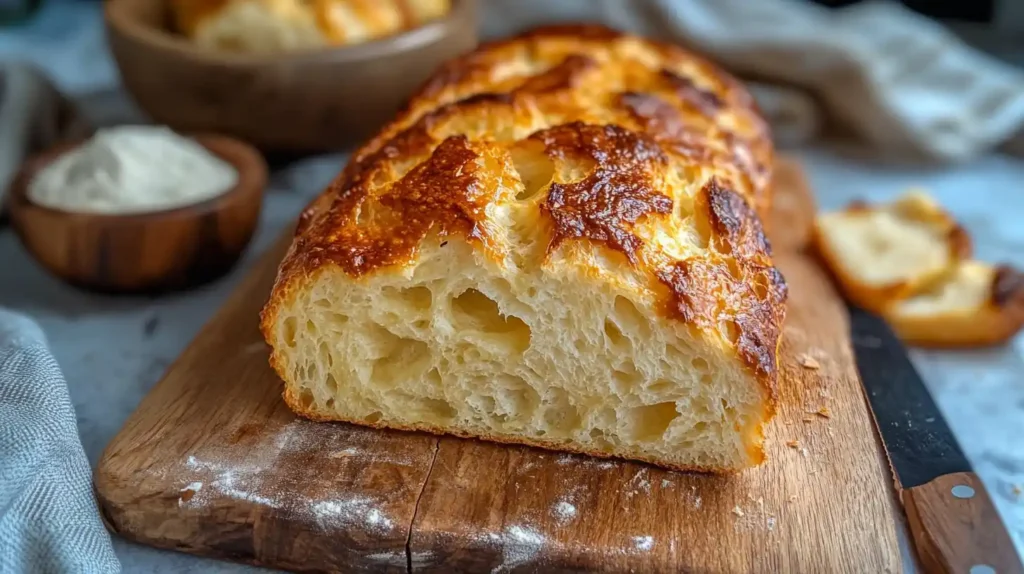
[[788, 494, 798, 503], [786, 440, 800, 449], [767, 516, 776, 531], [802, 416, 815, 423], [800, 447, 809, 458], [798, 354, 820, 369], [732, 506, 744, 517], [815, 406, 831, 418]]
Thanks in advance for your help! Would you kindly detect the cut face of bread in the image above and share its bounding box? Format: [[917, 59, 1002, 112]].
[[813, 190, 970, 312], [885, 262, 1024, 348], [262, 26, 784, 472]]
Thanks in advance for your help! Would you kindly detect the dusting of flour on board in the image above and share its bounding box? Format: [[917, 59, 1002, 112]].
[[633, 535, 655, 551], [482, 524, 546, 573], [175, 419, 414, 535]]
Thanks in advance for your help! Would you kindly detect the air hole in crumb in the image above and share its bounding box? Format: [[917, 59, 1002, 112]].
[[325, 398, 335, 409], [318, 342, 333, 369], [392, 392, 456, 424], [647, 379, 674, 394], [542, 389, 583, 435], [510, 140, 555, 201], [628, 402, 679, 441], [368, 328, 432, 387], [574, 338, 587, 353], [365, 411, 383, 423], [313, 298, 331, 308], [612, 362, 643, 393], [495, 375, 540, 420], [451, 289, 532, 353], [305, 319, 317, 335], [604, 319, 630, 350], [614, 296, 651, 337], [325, 373, 339, 394], [298, 389, 314, 409], [425, 368, 442, 388], [691, 357, 710, 372], [283, 317, 297, 347]]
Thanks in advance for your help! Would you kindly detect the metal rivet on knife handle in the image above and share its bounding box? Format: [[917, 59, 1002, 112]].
[[970, 565, 996, 574], [951, 485, 975, 499]]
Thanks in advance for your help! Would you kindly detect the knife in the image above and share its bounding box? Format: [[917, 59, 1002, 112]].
[[849, 306, 1024, 574]]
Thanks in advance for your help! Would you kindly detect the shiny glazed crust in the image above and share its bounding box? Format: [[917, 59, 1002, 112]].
[[262, 25, 783, 472]]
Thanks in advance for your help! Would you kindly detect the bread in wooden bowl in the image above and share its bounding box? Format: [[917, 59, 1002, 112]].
[[884, 261, 1024, 348], [261, 25, 783, 472], [170, 0, 451, 53], [813, 190, 971, 313]]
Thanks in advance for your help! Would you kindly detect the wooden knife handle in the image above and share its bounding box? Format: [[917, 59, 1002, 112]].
[[904, 472, 1023, 574]]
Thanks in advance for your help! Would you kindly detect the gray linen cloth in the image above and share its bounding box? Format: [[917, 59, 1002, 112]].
[[0, 308, 120, 573]]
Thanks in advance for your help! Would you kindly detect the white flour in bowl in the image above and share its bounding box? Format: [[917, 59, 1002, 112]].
[[28, 125, 238, 214]]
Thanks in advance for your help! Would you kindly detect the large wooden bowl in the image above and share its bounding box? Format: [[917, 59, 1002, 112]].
[[104, 0, 478, 153], [6, 134, 268, 293]]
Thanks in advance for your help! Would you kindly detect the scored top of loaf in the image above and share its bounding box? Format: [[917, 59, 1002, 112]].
[[265, 25, 785, 404]]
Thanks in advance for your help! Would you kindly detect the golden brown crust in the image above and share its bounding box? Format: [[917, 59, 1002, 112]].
[[534, 122, 672, 265]]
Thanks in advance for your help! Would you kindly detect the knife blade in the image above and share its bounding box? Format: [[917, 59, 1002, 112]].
[[849, 305, 1023, 574]]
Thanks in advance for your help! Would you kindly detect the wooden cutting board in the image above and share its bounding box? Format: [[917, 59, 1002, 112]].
[[95, 158, 906, 573]]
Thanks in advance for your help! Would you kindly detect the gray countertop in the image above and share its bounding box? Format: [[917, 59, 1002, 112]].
[[2, 3, 1023, 571]]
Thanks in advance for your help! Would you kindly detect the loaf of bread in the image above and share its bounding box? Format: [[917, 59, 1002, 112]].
[[170, 0, 450, 54], [261, 25, 784, 472], [813, 191, 970, 313]]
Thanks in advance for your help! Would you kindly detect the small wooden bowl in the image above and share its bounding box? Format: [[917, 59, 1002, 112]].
[[6, 134, 268, 293], [104, 0, 478, 153]]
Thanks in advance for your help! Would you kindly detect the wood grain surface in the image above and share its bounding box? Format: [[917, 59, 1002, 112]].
[[95, 158, 905, 573], [904, 471, 1024, 574]]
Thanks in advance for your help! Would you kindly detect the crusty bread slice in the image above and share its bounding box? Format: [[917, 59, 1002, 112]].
[[884, 261, 1024, 348], [261, 25, 784, 472], [813, 190, 970, 313]]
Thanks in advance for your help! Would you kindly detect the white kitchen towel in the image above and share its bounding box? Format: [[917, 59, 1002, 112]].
[[482, 0, 1024, 162], [0, 308, 120, 574]]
